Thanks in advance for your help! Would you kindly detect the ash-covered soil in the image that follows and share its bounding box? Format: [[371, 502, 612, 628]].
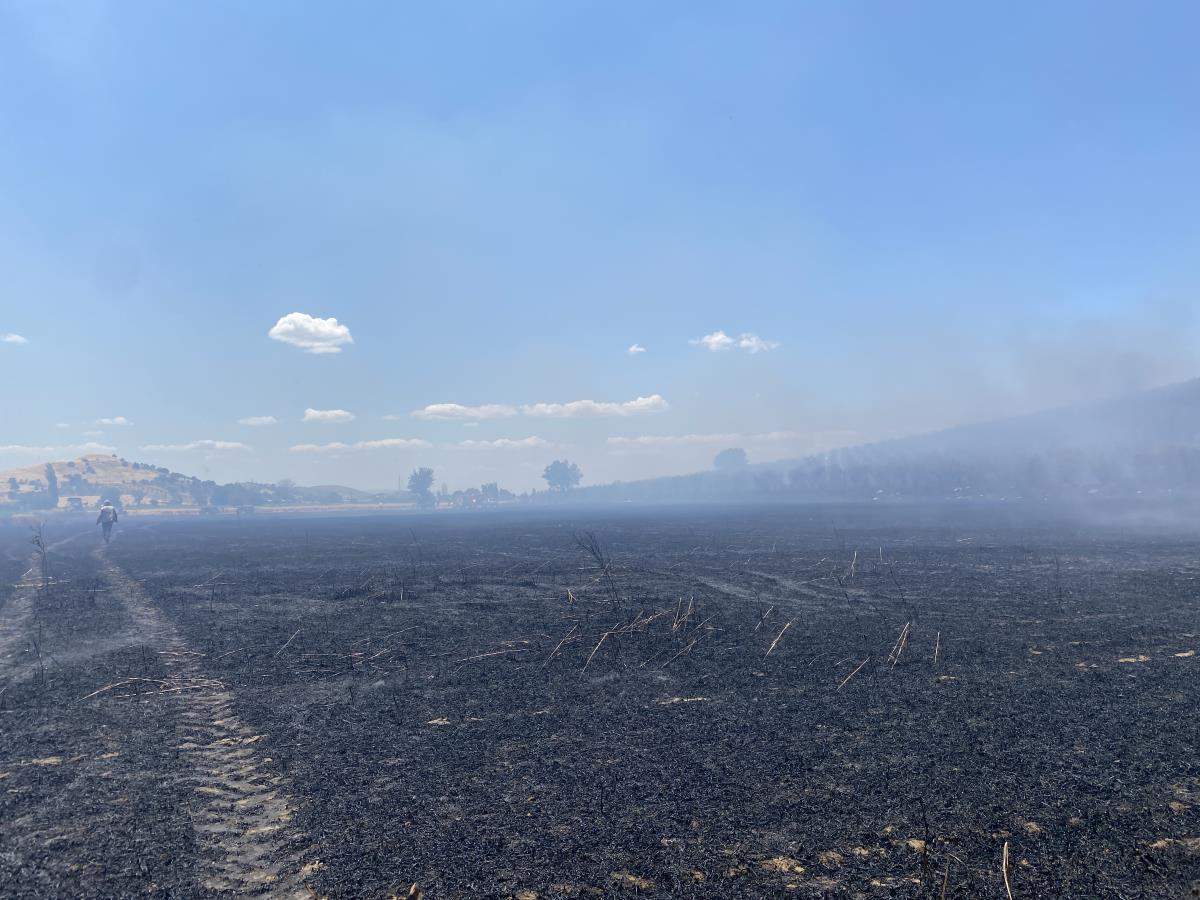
[[2, 505, 1199, 898]]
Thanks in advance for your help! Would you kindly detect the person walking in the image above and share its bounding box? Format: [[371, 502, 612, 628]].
[[97, 501, 119, 543]]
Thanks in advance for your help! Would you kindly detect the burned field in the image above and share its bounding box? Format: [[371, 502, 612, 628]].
[[2, 506, 1199, 898]]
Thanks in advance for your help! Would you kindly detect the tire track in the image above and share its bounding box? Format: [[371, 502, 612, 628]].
[[99, 552, 318, 897], [1, 528, 94, 672], [0, 558, 38, 669]]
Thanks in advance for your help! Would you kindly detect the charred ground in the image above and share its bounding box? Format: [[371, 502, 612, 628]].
[[1, 505, 1198, 898]]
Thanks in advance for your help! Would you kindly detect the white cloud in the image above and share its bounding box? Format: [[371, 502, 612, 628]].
[[737, 333, 780, 353], [268, 312, 354, 355], [55, 423, 70, 429], [691, 330, 735, 351], [0, 442, 117, 456], [627, 343, 647, 355], [1, 333, 28, 345], [607, 431, 805, 447], [302, 408, 355, 423], [289, 437, 431, 454], [691, 330, 779, 353], [356, 438, 431, 450], [238, 415, 278, 426], [82, 430, 104, 438], [409, 403, 519, 421], [140, 440, 251, 452], [522, 394, 668, 418], [455, 436, 548, 450], [409, 394, 668, 420], [96, 416, 132, 426]]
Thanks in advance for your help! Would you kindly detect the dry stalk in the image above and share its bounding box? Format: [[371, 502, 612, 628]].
[[274, 627, 302, 657], [933, 630, 941, 666], [886, 621, 911, 667], [78, 677, 163, 701], [582, 629, 615, 672], [672, 596, 695, 632], [837, 656, 870, 691], [1001, 841, 1013, 900], [660, 634, 702, 668], [765, 619, 793, 657], [544, 624, 579, 666], [458, 648, 531, 663]]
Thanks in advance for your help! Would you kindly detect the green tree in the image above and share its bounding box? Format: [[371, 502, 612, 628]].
[[542, 460, 582, 492], [714, 448, 748, 471], [407, 467, 435, 507], [41, 464, 60, 509]]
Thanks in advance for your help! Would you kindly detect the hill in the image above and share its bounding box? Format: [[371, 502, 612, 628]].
[[0, 454, 400, 512], [576, 378, 1200, 503]]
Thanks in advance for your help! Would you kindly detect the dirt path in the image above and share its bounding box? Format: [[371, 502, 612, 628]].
[[99, 553, 319, 897]]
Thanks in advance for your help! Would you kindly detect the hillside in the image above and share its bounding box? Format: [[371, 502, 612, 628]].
[[0, 454, 397, 512], [576, 378, 1200, 503], [1, 455, 188, 510]]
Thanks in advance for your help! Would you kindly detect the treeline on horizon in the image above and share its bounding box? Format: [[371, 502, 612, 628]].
[[572, 443, 1200, 503]]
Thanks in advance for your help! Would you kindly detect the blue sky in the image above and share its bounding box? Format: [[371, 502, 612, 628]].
[[2, 1, 1198, 491]]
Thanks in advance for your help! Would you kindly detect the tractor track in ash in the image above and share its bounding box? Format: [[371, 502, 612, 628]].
[[0, 559, 38, 670], [99, 551, 319, 897]]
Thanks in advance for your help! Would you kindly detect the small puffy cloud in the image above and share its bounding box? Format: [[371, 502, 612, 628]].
[[356, 438, 431, 450], [268, 312, 354, 355], [455, 436, 548, 450], [1, 333, 28, 344], [55, 423, 70, 429], [409, 403, 518, 421], [96, 416, 132, 426], [238, 415, 278, 426], [140, 440, 251, 452], [302, 408, 355, 423], [607, 431, 804, 448], [627, 343, 647, 355], [522, 394, 668, 418], [737, 333, 780, 353], [691, 330, 779, 353], [82, 430, 104, 438], [290, 437, 431, 454], [691, 330, 735, 351]]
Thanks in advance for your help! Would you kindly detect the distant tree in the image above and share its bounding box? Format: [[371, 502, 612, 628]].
[[42, 464, 60, 509], [275, 478, 297, 503], [542, 459, 582, 492], [714, 448, 748, 471], [481, 482, 500, 503], [408, 467, 436, 507]]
